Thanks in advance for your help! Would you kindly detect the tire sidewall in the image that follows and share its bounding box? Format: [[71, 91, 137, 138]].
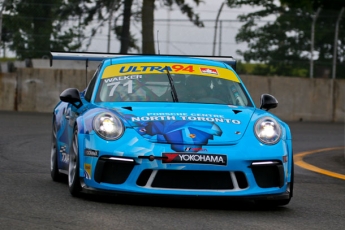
[[51, 119, 62, 181], [68, 126, 82, 196]]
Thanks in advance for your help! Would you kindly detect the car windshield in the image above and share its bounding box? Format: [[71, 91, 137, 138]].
[[95, 64, 252, 106]]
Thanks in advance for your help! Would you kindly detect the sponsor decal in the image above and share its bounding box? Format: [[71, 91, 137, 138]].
[[130, 115, 241, 124], [84, 163, 92, 179], [124, 117, 223, 152], [162, 153, 227, 165], [189, 134, 196, 138], [147, 112, 223, 117], [60, 146, 69, 163], [104, 75, 142, 83], [84, 149, 99, 157], [105, 79, 134, 97], [185, 147, 207, 152], [200, 67, 218, 75], [119, 64, 194, 74], [101, 63, 240, 82]]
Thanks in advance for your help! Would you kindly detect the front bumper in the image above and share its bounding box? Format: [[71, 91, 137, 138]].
[[78, 129, 293, 198], [80, 177, 291, 201]]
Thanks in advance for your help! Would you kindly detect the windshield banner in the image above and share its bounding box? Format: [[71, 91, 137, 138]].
[[102, 63, 239, 82]]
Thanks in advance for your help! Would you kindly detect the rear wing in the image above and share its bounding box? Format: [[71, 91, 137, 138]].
[[50, 51, 237, 71]]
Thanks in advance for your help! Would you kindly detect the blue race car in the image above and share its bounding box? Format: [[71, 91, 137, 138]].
[[50, 52, 293, 206]]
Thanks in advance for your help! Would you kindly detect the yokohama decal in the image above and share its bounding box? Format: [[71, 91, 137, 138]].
[[162, 153, 227, 165]]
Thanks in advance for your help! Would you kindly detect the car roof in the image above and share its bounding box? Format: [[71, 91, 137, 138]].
[[108, 56, 229, 68]]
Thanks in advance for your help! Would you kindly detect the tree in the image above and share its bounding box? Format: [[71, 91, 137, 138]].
[[116, 0, 140, 53], [119, 0, 133, 53], [227, 0, 345, 78], [142, 0, 155, 54], [141, 0, 204, 54], [79, 0, 139, 53], [2, 0, 88, 59], [2, 0, 142, 57]]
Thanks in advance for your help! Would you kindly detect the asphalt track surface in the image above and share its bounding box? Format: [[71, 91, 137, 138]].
[[0, 111, 344, 230]]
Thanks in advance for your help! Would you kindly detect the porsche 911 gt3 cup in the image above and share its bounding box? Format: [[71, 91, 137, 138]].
[[50, 52, 293, 206]]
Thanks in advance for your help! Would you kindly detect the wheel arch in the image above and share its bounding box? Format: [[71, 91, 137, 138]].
[[75, 116, 87, 180]]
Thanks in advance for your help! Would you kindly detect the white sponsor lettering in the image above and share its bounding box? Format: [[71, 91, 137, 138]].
[[147, 112, 188, 116], [131, 116, 177, 122], [131, 115, 241, 124], [61, 152, 69, 163], [104, 75, 142, 83], [147, 113, 225, 118], [178, 154, 224, 163], [190, 113, 224, 118], [85, 149, 98, 157]]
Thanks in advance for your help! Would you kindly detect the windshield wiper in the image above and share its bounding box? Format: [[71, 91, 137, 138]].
[[165, 66, 178, 102]]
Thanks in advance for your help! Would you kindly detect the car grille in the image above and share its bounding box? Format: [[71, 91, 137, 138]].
[[137, 169, 248, 190], [251, 162, 284, 188], [94, 157, 135, 184]]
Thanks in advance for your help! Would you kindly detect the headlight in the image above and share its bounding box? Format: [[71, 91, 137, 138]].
[[93, 112, 124, 140], [254, 116, 281, 145]]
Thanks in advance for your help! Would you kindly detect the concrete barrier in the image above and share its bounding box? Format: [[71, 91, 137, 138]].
[[333, 80, 345, 123], [0, 68, 344, 122], [0, 72, 17, 111], [32, 59, 100, 70], [15, 68, 94, 112], [241, 75, 345, 122]]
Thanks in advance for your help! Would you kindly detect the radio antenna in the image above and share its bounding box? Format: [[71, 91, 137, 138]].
[[156, 30, 160, 54]]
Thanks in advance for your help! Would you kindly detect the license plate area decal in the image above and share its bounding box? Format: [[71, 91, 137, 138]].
[[162, 153, 227, 166]]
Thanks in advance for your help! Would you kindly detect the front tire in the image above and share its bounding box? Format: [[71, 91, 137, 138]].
[[68, 126, 82, 196], [51, 119, 63, 182]]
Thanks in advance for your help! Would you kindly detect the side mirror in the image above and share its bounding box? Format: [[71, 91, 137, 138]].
[[260, 94, 278, 111], [60, 88, 83, 108]]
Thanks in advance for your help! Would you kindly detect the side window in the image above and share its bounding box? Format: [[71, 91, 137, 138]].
[[84, 65, 101, 102]]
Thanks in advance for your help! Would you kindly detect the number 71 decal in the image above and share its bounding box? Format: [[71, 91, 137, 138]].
[[107, 80, 133, 96]]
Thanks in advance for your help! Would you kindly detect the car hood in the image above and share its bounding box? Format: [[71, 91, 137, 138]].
[[108, 103, 255, 147]]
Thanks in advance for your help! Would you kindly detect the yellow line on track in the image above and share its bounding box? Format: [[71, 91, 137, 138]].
[[295, 147, 345, 180]]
